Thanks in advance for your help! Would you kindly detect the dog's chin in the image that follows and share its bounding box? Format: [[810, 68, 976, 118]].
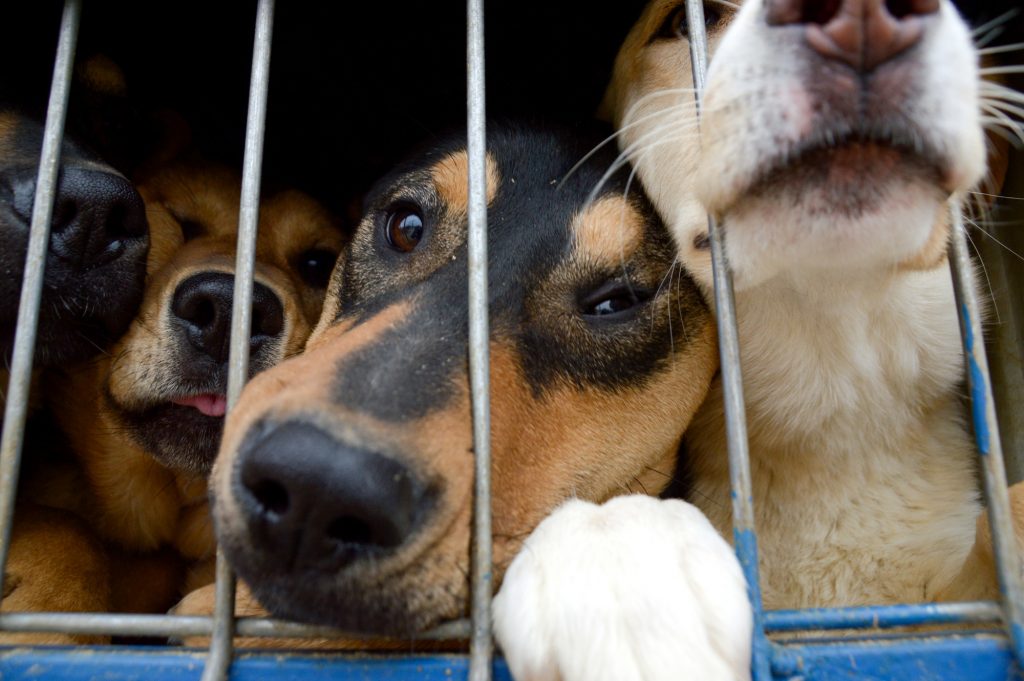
[[746, 141, 946, 218], [228, 558, 452, 636], [107, 393, 224, 475], [712, 144, 951, 288]]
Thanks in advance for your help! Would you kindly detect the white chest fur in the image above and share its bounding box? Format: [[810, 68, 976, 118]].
[[686, 264, 982, 608]]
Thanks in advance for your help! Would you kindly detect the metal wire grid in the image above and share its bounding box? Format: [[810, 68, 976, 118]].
[[682, 1, 1024, 677], [0, 0, 493, 678], [0, 0, 1021, 680]]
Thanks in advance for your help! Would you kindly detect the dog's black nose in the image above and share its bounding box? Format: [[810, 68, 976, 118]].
[[234, 422, 427, 572], [766, 0, 937, 71], [6, 166, 148, 269], [171, 272, 284, 364]]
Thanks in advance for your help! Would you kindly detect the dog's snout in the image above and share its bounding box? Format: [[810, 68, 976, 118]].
[[171, 273, 284, 363], [234, 422, 427, 572], [765, 0, 938, 71], [5, 166, 148, 269]]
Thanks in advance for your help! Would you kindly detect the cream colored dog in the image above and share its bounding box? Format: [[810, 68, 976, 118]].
[[494, 1, 1018, 679]]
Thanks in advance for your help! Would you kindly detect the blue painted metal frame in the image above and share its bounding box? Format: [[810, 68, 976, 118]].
[[1, 0, 1021, 678], [1, 637, 1021, 681]]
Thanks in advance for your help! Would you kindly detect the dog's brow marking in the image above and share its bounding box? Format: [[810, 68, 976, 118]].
[[431, 151, 499, 213], [572, 196, 642, 264]]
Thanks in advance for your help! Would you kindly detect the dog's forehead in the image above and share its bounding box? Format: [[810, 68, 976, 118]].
[[364, 126, 645, 269]]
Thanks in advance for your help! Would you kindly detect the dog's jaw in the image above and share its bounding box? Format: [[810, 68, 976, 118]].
[[690, 0, 983, 289], [616, 0, 985, 293]]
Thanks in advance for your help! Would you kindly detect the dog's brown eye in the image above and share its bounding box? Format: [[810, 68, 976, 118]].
[[295, 248, 338, 288], [581, 282, 652, 321], [174, 214, 204, 242], [385, 207, 424, 253], [655, 3, 722, 41]]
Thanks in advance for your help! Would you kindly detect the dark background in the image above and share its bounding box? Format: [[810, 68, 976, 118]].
[[2, 2, 1022, 472], [0, 1, 650, 222], [2, 0, 1019, 226]]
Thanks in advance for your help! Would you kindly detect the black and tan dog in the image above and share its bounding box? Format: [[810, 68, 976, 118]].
[[181, 122, 719, 637], [3, 156, 344, 643], [0, 106, 149, 371]]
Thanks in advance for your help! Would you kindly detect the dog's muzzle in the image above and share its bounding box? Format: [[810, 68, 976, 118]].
[[228, 421, 431, 575]]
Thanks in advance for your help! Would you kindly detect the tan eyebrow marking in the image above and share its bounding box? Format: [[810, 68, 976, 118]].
[[431, 150, 500, 213], [572, 195, 644, 265]]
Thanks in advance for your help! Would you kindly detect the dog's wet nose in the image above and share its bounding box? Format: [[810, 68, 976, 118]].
[[171, 272, 285, 364], [5, 165, 148, 269], [233, 422, 427, 572], [766, 0, 938, 71]]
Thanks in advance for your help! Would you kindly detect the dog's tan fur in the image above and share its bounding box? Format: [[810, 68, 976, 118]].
[[2, 160, 343, 641], [603, 0, 1018, 611], [176, 130, 720, 643]]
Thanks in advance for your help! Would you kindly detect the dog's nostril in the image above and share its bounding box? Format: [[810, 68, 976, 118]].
[[192, 297, 217, 329], [106, 202, 128, 239], [884, 0, 936, 18], [251, 288, 285, 339], [51, 196, 79, 234], [803, 0, 841, 25], [327, 516, 374, 546], [250, 478, 290, 516]]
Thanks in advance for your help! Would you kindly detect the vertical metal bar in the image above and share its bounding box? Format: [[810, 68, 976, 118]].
[[466, 0, 492, 678], [948, 205, 1024, 664], [684, 2, 772, 679], [200, 1, 275, 680], [0, 0, 81, 597]]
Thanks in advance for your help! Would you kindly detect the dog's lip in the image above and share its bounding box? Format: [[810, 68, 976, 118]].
[[737, 129, 950, 200], [170, 393, 228, 418], [756, 129, 949, 189]]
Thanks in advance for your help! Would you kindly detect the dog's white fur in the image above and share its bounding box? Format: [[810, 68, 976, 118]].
[[493, 496, 751, 681], [494, 1, 996, 678]]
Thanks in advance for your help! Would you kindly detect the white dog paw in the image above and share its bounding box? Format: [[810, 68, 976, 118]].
[[493, 495, 752, 681]]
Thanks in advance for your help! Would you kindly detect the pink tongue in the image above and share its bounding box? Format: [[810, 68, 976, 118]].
[[171, 394, 227, 417]]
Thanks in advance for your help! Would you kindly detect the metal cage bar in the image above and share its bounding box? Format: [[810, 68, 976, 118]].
[[682, 2, 772, 680], [1, 1, 1022, 679], [200, 1, 276, 680], [466, 0, 493, 679], [0, 612, 471, 640], [683, 1, 1023, 679], [0, 0, 81, 597], [947, 203, 1024, 663]]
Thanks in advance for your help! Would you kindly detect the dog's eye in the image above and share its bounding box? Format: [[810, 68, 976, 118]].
[[295, 248, 338, 288], [580, 282, 652, 321], [176, 215, 204, 242], [385, 206, 424, 253], [656, 3, 722, 40]]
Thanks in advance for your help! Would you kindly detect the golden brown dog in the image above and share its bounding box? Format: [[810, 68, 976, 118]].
[[171, 122, 719, 645], [2, 157, 344, 643]]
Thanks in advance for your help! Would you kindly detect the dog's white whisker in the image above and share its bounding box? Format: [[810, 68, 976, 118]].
[[967, 216, 1024, 263], [969, 190, 1024, 201], [979, 42, 1024, 56], [962, 220, 1003, 324]]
